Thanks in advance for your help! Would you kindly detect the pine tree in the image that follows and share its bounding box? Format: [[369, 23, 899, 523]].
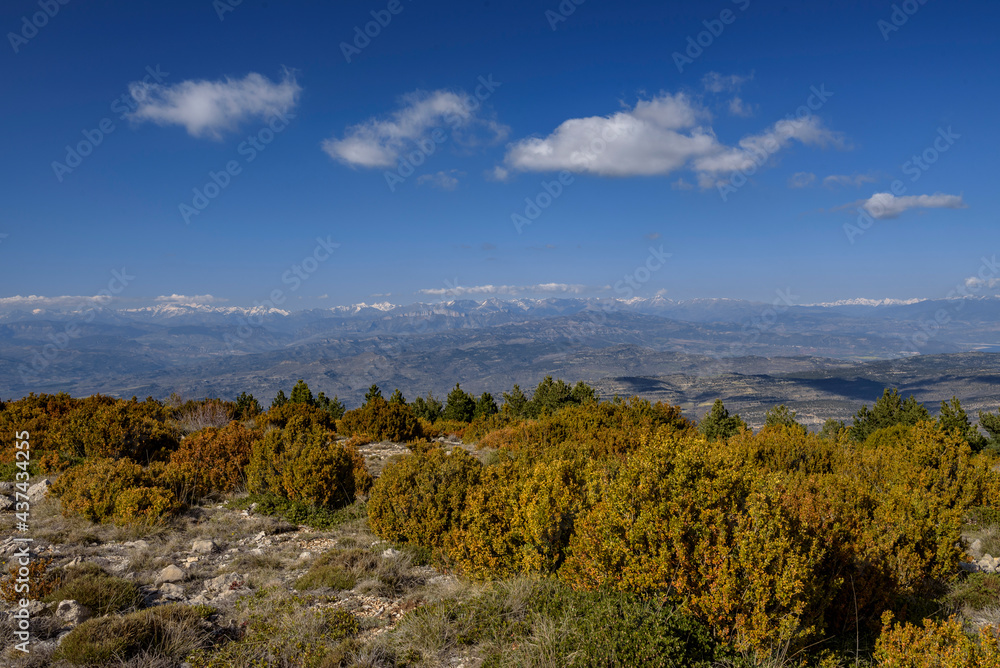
[[411, 393, 443, 422], [235, 392, 261, 419], [938, 397, 986, 451], [818, 418, 845, 443], [850, 388, 930, 442], [764, 404, 805, 433], [473, 392, 499, 420], [501, 384, 530, 418], [271, 390, 288, 409], [388, 389, 406, 405], [289, 379, 314, 405], [443, 384, 476, 422], [364, 384, 383, 406], [699, 399, 747, 442], [316, 392, 346, 420]]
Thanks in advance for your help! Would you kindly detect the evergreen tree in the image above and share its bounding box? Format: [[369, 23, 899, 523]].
[[443, 383, 476, 422], [473, 392, 499, 420], [850, 388, 930, 443], [364, 384, 382, 406], [316, 392, 346, 420], [570, 381, 598, 405], [699, 399, 747, 442], [388, 389, 406, 405], [235, 392, 261, 419], [411, 393, 443, 422], [271, 390, 288, 409], [289, 379, 314, 405], [818, 418, 845, 443], [501, 384, 530, 418], [979, 409, 1000, 453], [764, 404, 805, 433], [530, 376, 573, 416], [939, 397, 987, 451]]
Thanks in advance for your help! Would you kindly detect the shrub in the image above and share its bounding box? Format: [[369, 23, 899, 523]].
[[0, 557, 61, 603], [51, 458, 180, 524], [53, 603, 207, 665], [53, 397, 179, 461], [368, 447, 482, 552], [247, 418, 363, 509], [339, 396, 422, 442], [166, 422, 260, 501], [45, 563, 145, 615], [294, 549, 381, 591], [256, 401, 335, 431], [874, 613, 1000, 667], [560, 435, 829, 654]]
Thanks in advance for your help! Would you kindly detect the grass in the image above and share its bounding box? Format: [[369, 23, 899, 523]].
[[53, 603, 210, 665], [226, 493, 369, 530], [44, 563, 145, 616]]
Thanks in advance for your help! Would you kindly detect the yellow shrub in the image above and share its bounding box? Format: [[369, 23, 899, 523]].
[[339, 397, 422, 442], [874, 613, 1000, 667], [113, 486, 178, 525], [51, 458, 180, 525], [560, 436, 828, 653], [367, 447, 481, 552]]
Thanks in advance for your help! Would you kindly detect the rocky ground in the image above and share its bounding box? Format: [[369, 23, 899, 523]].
[[0, 437, 487, 667]]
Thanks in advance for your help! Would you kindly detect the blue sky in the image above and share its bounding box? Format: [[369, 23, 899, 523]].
[[1, 0, 997, 311]]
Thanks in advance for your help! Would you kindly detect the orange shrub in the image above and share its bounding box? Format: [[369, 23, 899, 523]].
[[339, 397, 422, 442], [874, 613, 1000, 667], [166, 422, 260, 500], [51, 458, 180, 525]]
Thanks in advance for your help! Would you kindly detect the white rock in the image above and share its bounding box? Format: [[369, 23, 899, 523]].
[[204, 572, 245, 594], [0, 496, 13, 512], [159, 583, 185, 600], [192, 539, 217, 554], [382, 548, 401, 559], [26, 479, 51, 501], [55, 600, 91, 626], [156, 565, 185, 584]]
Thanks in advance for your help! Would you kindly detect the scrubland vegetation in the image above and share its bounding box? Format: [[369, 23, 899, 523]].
[[3, 377, 1000, 666]]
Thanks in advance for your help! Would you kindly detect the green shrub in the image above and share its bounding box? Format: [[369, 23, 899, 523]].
[[45, 563, 144, 615], [339, 396, 422, 442], [246, 417, 364, 509], [294, 549, 381, 591], [53, 603, 206, 665]]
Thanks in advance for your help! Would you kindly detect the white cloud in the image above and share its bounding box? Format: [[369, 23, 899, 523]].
[[154, 294, 226, 305], [728, 96, 753, 117], [702, 72, 752, 93], [858, 192, 967, 219], [417, 170, 462, 190], [418, 283, 593, 297], [503, 92, 842, 183], [965, 277, 1000, 289], [788, 172, 816, 188], [0, 295, 108, 309], [127, 70, 300, 139], [487, 165, 510, 181], [823, 173, 877, 188], [323, 90, 508, 169]]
